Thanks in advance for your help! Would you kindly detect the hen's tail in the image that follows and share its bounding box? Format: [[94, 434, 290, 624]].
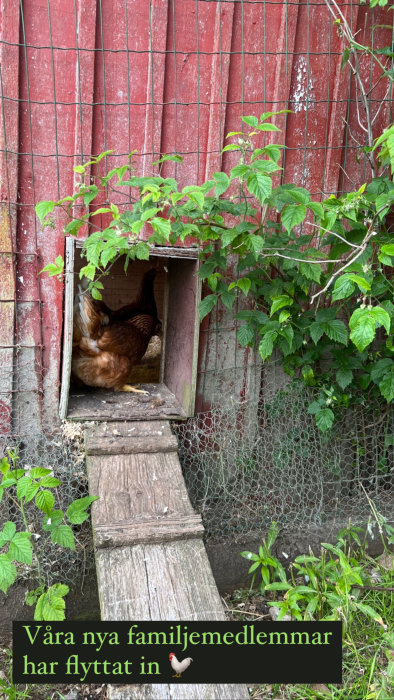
[[73, 279, 110, 343]]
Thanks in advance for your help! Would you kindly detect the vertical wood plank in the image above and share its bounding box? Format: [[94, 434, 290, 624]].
[[0, 0, 19, 434], [203, 0, 235, 180], [142, 0, 169, 175], [59, 237, 75, 420]]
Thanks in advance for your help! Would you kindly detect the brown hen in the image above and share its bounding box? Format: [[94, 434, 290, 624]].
[[72, 268, 162, 393]]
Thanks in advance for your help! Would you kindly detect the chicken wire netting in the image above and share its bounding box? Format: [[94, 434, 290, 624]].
[[174, 381, 394, 543], [0, 423, 95, 587]]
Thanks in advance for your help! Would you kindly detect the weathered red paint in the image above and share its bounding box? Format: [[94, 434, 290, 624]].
[[0, 0, 19, 434], [0, 0, 392, 433]]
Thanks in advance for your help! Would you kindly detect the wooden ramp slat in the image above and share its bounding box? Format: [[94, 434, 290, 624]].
[[86, 421, 249, 700]]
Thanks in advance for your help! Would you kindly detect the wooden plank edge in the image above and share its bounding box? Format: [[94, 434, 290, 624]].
[[68, 411, 187, 422], [94, 515, 205, 548], [85, 434, 178, 455]]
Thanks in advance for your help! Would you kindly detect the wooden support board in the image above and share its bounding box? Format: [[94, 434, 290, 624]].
[[86, 420, 249, 700], [68, 384, 187, 422]]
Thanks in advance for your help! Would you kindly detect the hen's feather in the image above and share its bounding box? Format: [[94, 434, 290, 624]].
[[72, 268, 162, 390]]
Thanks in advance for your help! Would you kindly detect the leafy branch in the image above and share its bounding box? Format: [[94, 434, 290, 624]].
[[0, 449, 97, 620]]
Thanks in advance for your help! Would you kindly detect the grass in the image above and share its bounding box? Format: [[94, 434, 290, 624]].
[[225, 555, 393, 700]]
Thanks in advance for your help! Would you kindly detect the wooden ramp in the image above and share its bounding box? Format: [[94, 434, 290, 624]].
[[86, 420, 249, 700]]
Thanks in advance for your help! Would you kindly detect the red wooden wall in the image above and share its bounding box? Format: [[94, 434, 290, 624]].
[[0, 0, 392, 435]]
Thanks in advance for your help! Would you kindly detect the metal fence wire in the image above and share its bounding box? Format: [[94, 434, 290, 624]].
[[174, 382, 393, 542], [0, 423, 94, 587], [0, 0, 393, 571]]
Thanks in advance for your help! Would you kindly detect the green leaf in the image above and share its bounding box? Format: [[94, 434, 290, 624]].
[[259, 330, 278, 361], [345, 274, 371, 293], [42, 509, 64, 531], [256, 123, 281, 132], [237, 278, 251, 296], [66, 495, 98, 525], [370, 358, 393, 383], [246, 234, 265, 255], [91, 286, 102, 301], [279, 325, 294, 351], [237, 325, 255, 347], [79, 263, 96, 281], [315, 407, 335, 432], [50, 525, 75, 551], [29, 467, 52, 479], [35, 201, 56, 223], [199, 294, 218, 321], [40, 256, 64, 278], [381, 244, 394, 256], [341, 47, 350, 70], [0, 555, 17, 594], [39, 476, 61, 488], [0, 457, 10, 475], [331, 276, 355, 301], [350, 316, 375, 352], [264, 582, 291, 591], [100, 245, 117, 269], [349, 306, 391, 351], [302, 365, 314, 382], [64, 219, 85, 236], [212, 172, 230, 197], [278, 310, 290, 323], [359, 373, 371, 390], [246, 172, 272, 204], [230, 164, 251, 179], [322, 320, 348, 345], [35, 490, 55, 515], [308, 201, 324, 219], [221, 290, 235, 311], [270, 295, 293, 316], [299, 262, 321, 283], [336, 368, 353, 390], [370, 306, 391, 335], [240, 551, 259, 561], [34, 583, 69, 621], [141, 207, 159, 222], [24, 482, 40, 503], [221, 229, 239, 248], [17, 475, 32, 500], [253, 159, 281, 174], [354, 602, 386, 629], [152, 153, 183, 165], [309, 322, 324, 345], [9, 533, 33, 566], [1, 522, 16, 542], [182, 187, 205, 209], [281, 204, 307, 233], [222, 144, 241, 152], [135, 241, 151, 261], [151, 217, 171, 243], [241, 115, 259, 127], [379, 366, 394, 402]]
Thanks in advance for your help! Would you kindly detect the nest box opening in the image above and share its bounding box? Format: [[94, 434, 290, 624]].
[[59, 239, 201, 422]]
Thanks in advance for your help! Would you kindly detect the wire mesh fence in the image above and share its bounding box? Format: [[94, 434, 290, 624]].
[[175, 378, 394, 543], [0, 423, 95, 588]]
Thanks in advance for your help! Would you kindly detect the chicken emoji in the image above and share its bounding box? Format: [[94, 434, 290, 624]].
[[169, 652, 193, 678]]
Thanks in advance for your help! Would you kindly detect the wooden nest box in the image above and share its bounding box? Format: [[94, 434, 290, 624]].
[[60, 239, 201, 422]]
